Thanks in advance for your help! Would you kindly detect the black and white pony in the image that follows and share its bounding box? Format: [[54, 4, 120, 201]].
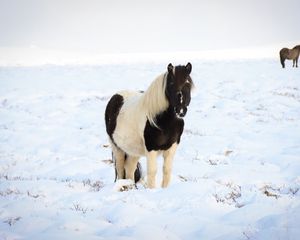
[[105, 63, 193, 188]]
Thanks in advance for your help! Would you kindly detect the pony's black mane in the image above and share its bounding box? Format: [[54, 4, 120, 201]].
[[293, 45, 300, 50]]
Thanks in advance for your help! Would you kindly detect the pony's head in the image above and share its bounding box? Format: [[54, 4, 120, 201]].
[[165, 62, 194, 118]]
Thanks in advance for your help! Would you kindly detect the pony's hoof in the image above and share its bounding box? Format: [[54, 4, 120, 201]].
[[114, 179, 136, 191]]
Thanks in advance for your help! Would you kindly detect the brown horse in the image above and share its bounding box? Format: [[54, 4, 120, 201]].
[[279, 45, 300, 68]]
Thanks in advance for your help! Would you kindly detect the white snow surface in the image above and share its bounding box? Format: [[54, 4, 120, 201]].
[[0, 58, 300, 239], [0, 45, 281, 66]]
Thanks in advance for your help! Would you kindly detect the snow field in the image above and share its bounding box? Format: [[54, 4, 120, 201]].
[[0, 59, 299, 239]]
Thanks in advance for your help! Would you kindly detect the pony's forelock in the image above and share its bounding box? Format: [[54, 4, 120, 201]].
[[141, 73, 169, 128]]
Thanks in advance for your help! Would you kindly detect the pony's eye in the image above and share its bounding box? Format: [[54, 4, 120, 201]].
[[169, 77, 177, 86]]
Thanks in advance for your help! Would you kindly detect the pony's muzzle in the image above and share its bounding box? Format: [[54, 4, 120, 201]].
[[175, 106, 187, 118]]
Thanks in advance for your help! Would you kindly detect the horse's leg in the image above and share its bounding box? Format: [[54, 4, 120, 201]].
[[293, 59, 295, 67], [124, 155, 139, 182], [162, 143, 177, 188], [296, 57, 299, 67], [111, 142, 125, 180], [146, 151, 158, 188]]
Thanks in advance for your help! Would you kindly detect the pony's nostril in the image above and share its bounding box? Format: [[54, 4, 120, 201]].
[[175, 108, 186, 118]]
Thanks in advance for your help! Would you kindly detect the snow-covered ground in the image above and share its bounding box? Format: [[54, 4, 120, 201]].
[[0, 56, 300, 239], [0, 45, 282, 66]]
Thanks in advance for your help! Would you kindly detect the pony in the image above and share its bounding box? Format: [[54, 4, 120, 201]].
[[105, 63, 193, 188], [279, 45, 300, 68]]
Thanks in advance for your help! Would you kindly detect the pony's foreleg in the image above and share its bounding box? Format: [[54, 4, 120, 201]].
[[111, 142, 125, 180], [146, 151, 158, 188], [162, 143, 178, 188], [124, 155, 139, 182]]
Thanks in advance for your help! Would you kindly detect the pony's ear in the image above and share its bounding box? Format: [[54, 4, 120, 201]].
[[186, 62, 192, 74], [167, 63, 173, 73]]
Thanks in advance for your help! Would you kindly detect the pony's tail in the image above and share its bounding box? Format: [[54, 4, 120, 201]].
[[279, 52, 285, 68], [134, 162, 142, 183]]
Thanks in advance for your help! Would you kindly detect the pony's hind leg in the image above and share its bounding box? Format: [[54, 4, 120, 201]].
[[111, 142, 126, 180], [124, 155, 140, 182]]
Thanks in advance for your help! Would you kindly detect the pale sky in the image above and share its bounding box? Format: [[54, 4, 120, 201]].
[[0, 0, 299, 53]]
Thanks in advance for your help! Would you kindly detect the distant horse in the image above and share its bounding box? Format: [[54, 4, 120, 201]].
[[105, 63, 194, 188], [279, 45, 300, 68]]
